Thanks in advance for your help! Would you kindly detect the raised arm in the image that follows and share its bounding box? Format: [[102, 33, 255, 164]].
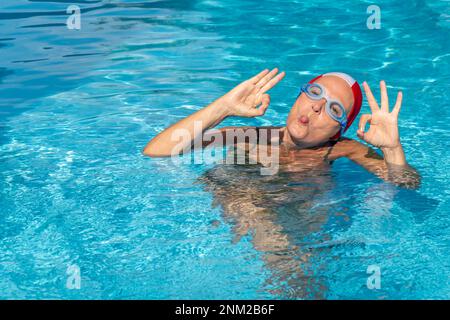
[[333, 81, 420, 189], [143, 68, 285, 157]]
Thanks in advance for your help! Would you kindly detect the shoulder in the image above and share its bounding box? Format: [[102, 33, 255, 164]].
[[326, 137, 364, 160], [328, 138, 383, 161]]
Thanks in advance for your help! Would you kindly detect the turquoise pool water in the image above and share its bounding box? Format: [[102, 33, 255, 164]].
[[0, 0, 449, 299]]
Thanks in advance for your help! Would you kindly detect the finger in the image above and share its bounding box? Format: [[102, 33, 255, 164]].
[[259, 71, 286, 94], [392, 91, 403, 116], [357, 114, 374, 143], [357, 127, 374, 144], [380, 80, 389, 112], [254, 68, 279, 89], [247, 94, 270, 117], [358, 114, 372, 134], [362, 81, 379, 113], [255, 94, 270, 116], [248, 69, 270, 84]]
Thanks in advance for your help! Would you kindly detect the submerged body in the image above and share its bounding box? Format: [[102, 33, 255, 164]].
[[200, 160, 336, 298]]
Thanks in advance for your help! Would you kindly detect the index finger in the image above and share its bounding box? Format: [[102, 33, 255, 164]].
[[254, 68, 279, 89], [248, 69, 270, 84], [259, 71, 286, 93], [362, 81, 380, 113]]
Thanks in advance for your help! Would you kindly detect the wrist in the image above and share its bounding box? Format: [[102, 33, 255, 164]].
[[209, 97, 234, 120], [381, 143, 406, 166]]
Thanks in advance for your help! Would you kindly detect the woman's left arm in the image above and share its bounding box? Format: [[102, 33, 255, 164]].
[[333, 81, 421, 189]]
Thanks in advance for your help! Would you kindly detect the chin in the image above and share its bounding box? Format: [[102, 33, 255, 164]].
[[287, 123, 308, 142], [286, 124, 330, 147]]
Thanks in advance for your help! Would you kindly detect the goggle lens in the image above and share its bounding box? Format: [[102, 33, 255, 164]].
[[305, 84, 323, 98], [329, 101, 344, 119]]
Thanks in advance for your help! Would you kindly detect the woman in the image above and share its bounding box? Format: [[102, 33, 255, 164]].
[[144, 68, 420, 189], [144, 69, 421, 297]]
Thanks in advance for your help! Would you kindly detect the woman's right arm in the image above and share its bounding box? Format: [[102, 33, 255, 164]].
[[143, 68, 285, 157]]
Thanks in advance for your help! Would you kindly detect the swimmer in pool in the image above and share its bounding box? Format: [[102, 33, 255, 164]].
[[143, 68, 420, 189]]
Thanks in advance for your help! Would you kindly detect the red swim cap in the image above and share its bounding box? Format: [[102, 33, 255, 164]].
[[308, 72, 362, 140]]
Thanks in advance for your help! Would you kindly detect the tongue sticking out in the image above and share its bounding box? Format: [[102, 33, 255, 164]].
[[299, 115, 309, 124]]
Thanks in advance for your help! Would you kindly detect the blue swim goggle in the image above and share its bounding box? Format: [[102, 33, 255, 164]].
[[299, 83, 348, 134]]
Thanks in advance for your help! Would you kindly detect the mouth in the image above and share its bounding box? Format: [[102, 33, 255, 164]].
[[298, 115, 309, 126]]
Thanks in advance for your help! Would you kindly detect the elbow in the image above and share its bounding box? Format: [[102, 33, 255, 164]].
[[409, 174, 422, 190], [398, 180, 420, 190], [397, 172, 422, 190], [406, 167, 422, 190], [142, 145, 162, 158], [143, 137, 163, 157], [385, 163, 422, 190], [142, 147, 156, 157], [142, 137, 163, 157], [142, 144, 173, 158], [142, 147, 163, 158]]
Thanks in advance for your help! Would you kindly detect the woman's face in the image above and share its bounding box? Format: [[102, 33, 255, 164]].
[[285, 75, 354, 147]]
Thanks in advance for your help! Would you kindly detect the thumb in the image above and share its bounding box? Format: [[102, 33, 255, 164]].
[[253, 93, 270, 117], [357, 129, 366, 141], [357, 114, 371, 140]]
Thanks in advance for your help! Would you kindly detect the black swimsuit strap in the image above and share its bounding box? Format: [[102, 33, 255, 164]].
[[324, 139, 338, 163]]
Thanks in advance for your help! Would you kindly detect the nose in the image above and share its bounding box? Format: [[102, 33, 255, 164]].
[[312, 98, 326, 113]]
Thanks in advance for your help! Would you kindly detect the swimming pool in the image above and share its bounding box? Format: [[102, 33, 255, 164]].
[[0, 0, 449, 299]]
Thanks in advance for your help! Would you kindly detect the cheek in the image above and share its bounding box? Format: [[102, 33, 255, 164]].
[[286, 114, 299, 132], [310, 116, 340, 139], [286, 104, 299, 124], [295, 98, 309, 113], [313, 114, 338, 130]]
